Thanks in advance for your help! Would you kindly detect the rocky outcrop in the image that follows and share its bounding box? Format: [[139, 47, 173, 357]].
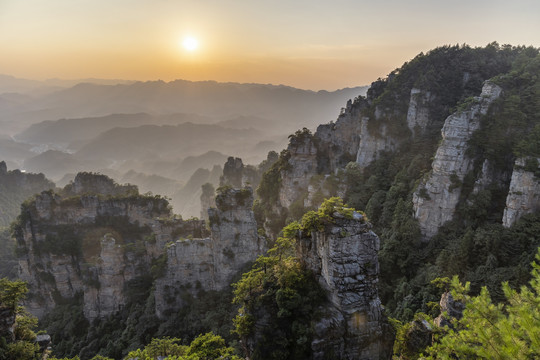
[[16, 173, 208, 320], [210, 187, 265, 285], [220, 157, 261, 189], [502, 157, 540, 227], [315, 97, 398, 173], [402, 319, 433, 356], [155, 186, 266, 317], [434, 291, 465, 328], [355, 117, 397, 168], [220, 157, 244, 188], [304, 175, 346, 208], [199, 183, 216, 221], [471, 159, 511, 194], [316, 99, 365, 172], [279, 132, 319, 208], [412, 81, 503, 239], [406, 88, 432, 136], [297, 212, 393, 359], [17, 173, 266, 322]]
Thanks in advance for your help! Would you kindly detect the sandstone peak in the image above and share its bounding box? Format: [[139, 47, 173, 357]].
[[220, 157, 244, 188]]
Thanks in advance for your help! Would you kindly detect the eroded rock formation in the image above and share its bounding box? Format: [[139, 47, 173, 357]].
[[412, 81, 503, 239], [297, 212, 393, 359], [406, 88, 433, 137], [155, 186, 266, 317], [502, 157, 540, 227], [278, 132, 319, 208], [16, 173, 265, 322]]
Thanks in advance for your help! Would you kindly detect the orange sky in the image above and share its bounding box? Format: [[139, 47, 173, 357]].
[[1, 0, 539, 90]]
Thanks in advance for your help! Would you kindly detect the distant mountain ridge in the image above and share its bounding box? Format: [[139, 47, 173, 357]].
[[14, 113, 214, 146], [0, 77, 367, 134], [0, 74, 135, 95]]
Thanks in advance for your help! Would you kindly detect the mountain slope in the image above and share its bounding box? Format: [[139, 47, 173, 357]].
[[255, 43, 540, 323]]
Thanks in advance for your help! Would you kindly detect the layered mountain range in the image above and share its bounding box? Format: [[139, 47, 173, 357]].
[[0, 78, 366, 219], [4, 43, 540, 359]]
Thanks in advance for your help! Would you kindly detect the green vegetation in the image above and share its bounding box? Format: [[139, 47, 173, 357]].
[[0, 278, 42, 360], [324, 46, 540, 326], [254, 149, 291, 235], [365, 43, 531, 140], [40, 281, 238, 359], [0, 227, 17, 279], [49, 333, 239, 360], [127, 333, 240, 360], [392, 249, 540, 359], [8, 44, 540, 360], [0, 167, 54, 227], [469, 51, 540, 168], [232, 198, 360, 359]]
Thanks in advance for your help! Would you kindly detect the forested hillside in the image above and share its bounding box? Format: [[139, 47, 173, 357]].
[[253, 43, 540, 357], [5, 43, 540, 360], [0, 161, 54, 278]]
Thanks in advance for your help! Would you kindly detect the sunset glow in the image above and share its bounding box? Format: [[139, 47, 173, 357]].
[[1, 0, 539, 90], [182, 36, 198, 52]]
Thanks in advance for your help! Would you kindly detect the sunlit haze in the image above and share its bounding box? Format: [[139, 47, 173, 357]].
[[182, 36, 199, 52], [1, 0, 539, 90]]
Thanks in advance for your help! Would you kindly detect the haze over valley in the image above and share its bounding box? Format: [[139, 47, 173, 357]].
[[0, 76, 366, 216], [1, 1, 540, 359]]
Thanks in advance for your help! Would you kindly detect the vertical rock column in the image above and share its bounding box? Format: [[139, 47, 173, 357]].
[[209, 187, 266, 287], [155, 186, 266, 318], [297, 214, 393, 359], [502, 157, 540, 227], [412, 81, 502, 239]]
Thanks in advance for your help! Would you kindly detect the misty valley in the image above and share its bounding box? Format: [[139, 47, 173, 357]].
[[1, 43, 540, 360]]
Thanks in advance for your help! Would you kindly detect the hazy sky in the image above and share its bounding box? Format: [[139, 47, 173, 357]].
[[1, 0, 539, 90]]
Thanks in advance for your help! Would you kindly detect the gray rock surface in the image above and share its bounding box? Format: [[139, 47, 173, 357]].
[[502, 157, 540, 227], [17, 173, 265, 322], [220, 157, 244, 188], [412, 81, 502, 239], [434, 291, 465, 328], [155, 187, 266, 317], [279, 134, 318, 208], [297, 214, 393, 359], [406, 88, 432, 136], [16, 173, 208, 320], [355, 117, 396, 168]]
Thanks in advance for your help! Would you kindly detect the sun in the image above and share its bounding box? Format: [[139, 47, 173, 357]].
[[182, 36, 199, 52]]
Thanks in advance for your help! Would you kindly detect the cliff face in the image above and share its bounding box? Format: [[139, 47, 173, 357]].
[[412, 81, 503, 239], [502, 158, 540, 227], [155, 187, 266, 317], [406, 88, 433, 137], [297, 213, 393, 359], [15, 173, 206, 320], [17, 173, 266, 323], [220, 156, 263, 189], [278, 133, 319, 208], [315, 97, 399, 173], [315, 99, 365, 173]]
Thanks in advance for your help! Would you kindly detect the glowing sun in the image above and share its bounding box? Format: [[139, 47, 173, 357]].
[[182, 36, 199, 52]]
